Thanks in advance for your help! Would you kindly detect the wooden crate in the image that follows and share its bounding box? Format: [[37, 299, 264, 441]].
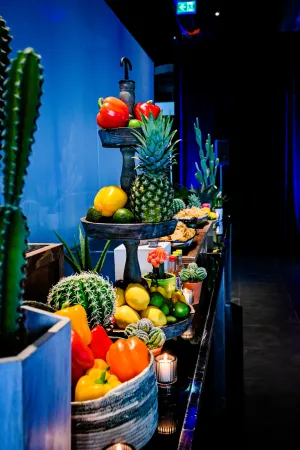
[[0, 306, 71, 449], [25, 243, 64, 303]]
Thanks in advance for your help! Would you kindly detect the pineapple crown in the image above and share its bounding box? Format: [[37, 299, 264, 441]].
[[179, 263, 207, 282], [131, 111, 180, 176]]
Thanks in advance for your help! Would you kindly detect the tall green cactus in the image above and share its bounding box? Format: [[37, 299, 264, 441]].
[[194, 118, 219, 190], [0, 16, 43, 354]]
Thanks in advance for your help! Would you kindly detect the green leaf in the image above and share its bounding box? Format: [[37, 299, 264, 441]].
[[78, 225, 85, 269], [85, 235, 92, 270], [64, 254, 81, 274], [74, 235, 83, 270], [53, 230, 81, 273], [93, 240, 111, 273]]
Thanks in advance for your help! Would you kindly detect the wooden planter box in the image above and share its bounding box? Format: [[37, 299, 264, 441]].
[[0, 306, 71, 450], [25, 243, 64, 303]]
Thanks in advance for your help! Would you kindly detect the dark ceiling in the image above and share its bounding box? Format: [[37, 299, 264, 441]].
[[105, 0, 300, 63]]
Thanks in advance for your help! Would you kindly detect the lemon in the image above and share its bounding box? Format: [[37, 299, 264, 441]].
[[125, 283, 150, 311], [94, 186, 127, 217], [156, 286, 168, 298], [141, 306, 167, 327], [116, 287, 125, 307], [150, 287, 157, 293], [114, 305, 140, 329]]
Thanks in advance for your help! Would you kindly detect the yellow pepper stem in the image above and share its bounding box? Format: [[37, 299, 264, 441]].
[[94, 369, 108, 385]]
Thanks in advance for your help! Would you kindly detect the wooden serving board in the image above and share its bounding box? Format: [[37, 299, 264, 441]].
[[98, 127, 142, 148], [81, 218, 177, 241]]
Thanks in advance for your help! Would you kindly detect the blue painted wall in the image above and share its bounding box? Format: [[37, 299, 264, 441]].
[[0, 0, 154, 248]]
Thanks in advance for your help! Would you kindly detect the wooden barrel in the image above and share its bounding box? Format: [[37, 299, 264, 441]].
[[71, 354, 158, 449]]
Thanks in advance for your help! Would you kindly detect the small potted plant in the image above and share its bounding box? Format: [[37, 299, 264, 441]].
[[143, 247, 176, 298], [179, 263, 207, 304]]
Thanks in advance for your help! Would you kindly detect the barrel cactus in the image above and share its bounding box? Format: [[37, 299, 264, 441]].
[[124, 323, 138, 337], [179, 263, 207, 283], [0, 16, 44, 355], [148, 328, 166, 350], [47, 272, 117, 328], [137, 318, 153, 333], [134, 329, 149, 345], [173, 198, 186, 215]]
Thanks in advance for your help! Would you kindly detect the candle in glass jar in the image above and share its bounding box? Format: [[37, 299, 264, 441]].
[[103, 444, 135, 450], [155, 353, 177, 383], [182, 288, 193, 305]]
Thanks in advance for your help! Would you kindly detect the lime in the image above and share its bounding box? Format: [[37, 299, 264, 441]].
[[86, 206, 102, 222], [128, 119, 141, 128], [172, 302, 190, 319], [160, 303, 170, 315], [149, 292, 165, 309], [113, 208, 135, 224], [166, 315, 177, 324]]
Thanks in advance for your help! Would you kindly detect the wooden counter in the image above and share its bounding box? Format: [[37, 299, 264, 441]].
[[182, 221, 215, 264]]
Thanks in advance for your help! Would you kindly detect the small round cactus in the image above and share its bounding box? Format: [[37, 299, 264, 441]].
[[173, 198, 186, 215], [47, 272, 116, 328], [148, 328, 166, 349], [188, 193, 201, 208], [135, 329, 150, 345], [137, 318, 153, 333], [179, 263, 207, 283], [125, 323, 138, 337]]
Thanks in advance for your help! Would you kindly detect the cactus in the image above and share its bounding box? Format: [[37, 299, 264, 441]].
[[47, 272, 117, 328], [54, 225, 111, 274], [0, 16, 44, 355], [137, 318, 153, 333], [147, 328, 166, 350], [124, 319, 165, 350], [179, 263, 207, 283], [173, 198, 186, 215], [188, 193, 201, 208]]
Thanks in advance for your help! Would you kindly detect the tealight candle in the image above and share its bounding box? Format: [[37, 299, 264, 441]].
[[182, 288, 193, 305], [155, 353, 177, 383], [158, 411, 177, 435], [102, 444, 135, 450]]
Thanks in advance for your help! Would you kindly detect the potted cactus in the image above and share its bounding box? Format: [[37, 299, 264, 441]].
[[179, 263, 207, 305], [0, 17, 71, 449], [143, 247, 176, 298]]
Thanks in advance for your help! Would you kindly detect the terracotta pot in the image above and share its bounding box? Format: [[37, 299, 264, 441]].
[[182, 281, 203, 305], [143, 273, 176, 298], [150, 346, 163, 357]]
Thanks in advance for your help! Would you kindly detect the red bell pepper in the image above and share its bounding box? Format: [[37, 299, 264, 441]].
[[96, 96, 129, 129], [71, 330, 94, 386], [89, 325, 113, 360], [133, 100, 161, 121]]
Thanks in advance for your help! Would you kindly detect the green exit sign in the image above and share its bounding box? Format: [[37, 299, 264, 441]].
[[177, 1, 197, 15]]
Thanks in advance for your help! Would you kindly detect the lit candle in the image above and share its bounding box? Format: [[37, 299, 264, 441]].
[[182, 288, 193, 305], [102, 444, 135, 450], [158, 411, 177, 435], [155, 353, 177, 383]]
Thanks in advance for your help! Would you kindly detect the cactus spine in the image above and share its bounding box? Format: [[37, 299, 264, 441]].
[[173, 198, 186, 215], [47, 272, 117, 329], [0, 16, 43, 354]]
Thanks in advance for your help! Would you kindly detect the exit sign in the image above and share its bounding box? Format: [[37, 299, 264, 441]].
[[176, 1, 196, 15]]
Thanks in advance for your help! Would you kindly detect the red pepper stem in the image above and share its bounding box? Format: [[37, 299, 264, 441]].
[[98, 97, 104, 109], [146, 100, 153, 104], [94, 369, 108, 385]]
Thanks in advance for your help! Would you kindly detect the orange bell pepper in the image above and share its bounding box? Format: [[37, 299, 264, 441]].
[[55, 304, 92, 345], [106, 336, 149, 382]]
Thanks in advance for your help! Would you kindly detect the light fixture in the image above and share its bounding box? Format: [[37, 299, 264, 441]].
[[215, 11, 220, 16]]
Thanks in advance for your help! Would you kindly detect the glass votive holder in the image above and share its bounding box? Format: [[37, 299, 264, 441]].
[[102, 444, 135, 450], [157, 410, 177, 435], [155, 353, 177, 384], [181, 325, 194, 340], [182, 288, 193, 305]]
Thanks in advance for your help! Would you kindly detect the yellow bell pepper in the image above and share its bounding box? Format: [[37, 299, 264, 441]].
[[92, 359, 109, 371], [208, 211, 217, 220], [94, 186, 127, 217], [55, 304, 91, 346], [156, 286, 168, 298], [75, 368, 121, 402]]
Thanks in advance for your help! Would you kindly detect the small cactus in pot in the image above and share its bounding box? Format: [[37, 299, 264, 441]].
[[180, 263, 207, 305], [0, 16, 44, 356]]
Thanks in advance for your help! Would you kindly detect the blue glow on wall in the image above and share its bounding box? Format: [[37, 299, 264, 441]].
[[0, 0, 154, 246]]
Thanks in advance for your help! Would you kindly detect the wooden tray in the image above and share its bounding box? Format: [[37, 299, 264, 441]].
[[81, 218, 177, 241], [98, 127, 142, 148]]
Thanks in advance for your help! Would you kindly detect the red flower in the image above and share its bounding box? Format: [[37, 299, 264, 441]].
[[147, 247, 169, 269]]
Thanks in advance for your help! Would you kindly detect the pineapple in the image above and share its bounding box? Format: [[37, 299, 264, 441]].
[[130, 112, 179, 222]]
